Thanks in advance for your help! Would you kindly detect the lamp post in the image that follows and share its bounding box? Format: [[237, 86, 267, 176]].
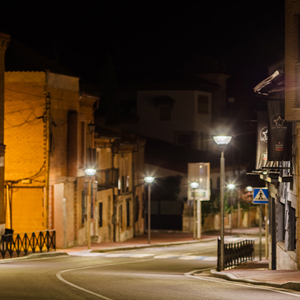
[[144, 176, 155, 244], [213, 135, 232, 271], [227, 183, 235, 235], [190, 182, 199, 240], [85, 168, 96, 249]]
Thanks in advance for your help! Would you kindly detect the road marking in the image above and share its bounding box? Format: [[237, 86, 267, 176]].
[[68, 251, 217, 261], [154, 254, 180, 259], [56, 258, 155, 299], [184, 270, 300, 298]]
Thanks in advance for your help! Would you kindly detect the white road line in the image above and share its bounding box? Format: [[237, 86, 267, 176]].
[[179, 256, 202, 260], [184, 270, 300, 298], [203, 257, 217, 261], [56, 258, 155, 299], [154, 254, 179, 259]]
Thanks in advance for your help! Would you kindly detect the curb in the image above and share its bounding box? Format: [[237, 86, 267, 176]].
[[91, 237, 218, 253], [0, 251, 68, 263], [210, 269, 300, 292]]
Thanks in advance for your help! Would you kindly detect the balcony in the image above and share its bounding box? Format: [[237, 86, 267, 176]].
[[96, 168, 119, 190]]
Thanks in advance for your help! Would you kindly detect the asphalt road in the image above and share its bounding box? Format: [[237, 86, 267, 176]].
[[0, 238, 299, 300]]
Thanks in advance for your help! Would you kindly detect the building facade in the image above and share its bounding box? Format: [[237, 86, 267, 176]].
[[4, 71, 97, 248], [284, 0, 300, 270], [94, 133, 145, 242]]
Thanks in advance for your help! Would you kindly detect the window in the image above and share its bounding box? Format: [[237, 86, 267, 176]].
[[126, 175, 130, 192], [120, 205, 123, 229], [177, 134, 192, 147], [135, 196, 139, 222], [118, 178, 121, 194], [126, 199, 130, 227], [120, 176, 125, 193], [81, 190, 85, 225], [80, 122, 85, 167], [99, 202, 103, 227], [198, 95, 209, 113], [159, 106, 171, 121]]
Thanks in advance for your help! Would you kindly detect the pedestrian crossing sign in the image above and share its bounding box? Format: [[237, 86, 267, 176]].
[[253, 188, 268, 204]]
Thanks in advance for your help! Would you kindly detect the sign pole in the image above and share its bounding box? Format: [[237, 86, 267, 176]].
[[193, 190, 196, 240], [253, 187, 268, 261], [259, 204, 262, 261], [197, 200, 201, 239]]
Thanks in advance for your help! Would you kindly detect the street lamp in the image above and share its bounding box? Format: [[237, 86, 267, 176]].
[[213, 135, 232, 271], [144, 176, 155, 244], [85, 167, 96, 249], [190, 182, 199, 240]]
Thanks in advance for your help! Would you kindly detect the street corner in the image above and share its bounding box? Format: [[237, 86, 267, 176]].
[[0, 251, 69, 263], [210, 269, 240, 281], [209, 268, 268, 286]]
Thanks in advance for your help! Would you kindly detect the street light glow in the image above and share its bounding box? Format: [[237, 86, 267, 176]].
[[245, 186, 253, 192], [84, 168, 97, 176], [213, 136, 232, 145], [190, 182, 199, 189], [144, 176, 155, 183], [227, 183, 235, 190]]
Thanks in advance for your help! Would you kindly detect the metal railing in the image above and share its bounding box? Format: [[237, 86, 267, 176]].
[[217, 237, 255, 271], [0, 230, 56, 259]]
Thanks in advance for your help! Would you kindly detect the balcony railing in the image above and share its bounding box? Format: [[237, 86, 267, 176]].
[[97, 168, 119, 190]]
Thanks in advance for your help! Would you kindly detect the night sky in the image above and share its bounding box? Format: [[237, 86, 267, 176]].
[[1, 1, 284, 88], [0, 1, 285, 173]]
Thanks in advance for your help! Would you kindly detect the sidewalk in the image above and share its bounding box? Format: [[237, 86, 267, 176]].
[[60, 231, 219, 254], [210, 260, 300, 291], [60, 227, 260, 254]]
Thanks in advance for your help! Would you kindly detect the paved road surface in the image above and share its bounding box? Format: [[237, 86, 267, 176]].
[[1, 238, 299, 299]]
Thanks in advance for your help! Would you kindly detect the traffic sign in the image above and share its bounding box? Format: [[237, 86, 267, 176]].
[[253, 188, 268, 204]]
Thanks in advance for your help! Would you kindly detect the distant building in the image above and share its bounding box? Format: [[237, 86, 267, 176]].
[[94, 130, 145, 242], [120, 71, 229, 151]]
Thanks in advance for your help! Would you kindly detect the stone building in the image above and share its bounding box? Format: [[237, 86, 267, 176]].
[[4, 70, 97, 248], [3, 39, 98, 247], [284, 0, 300, 269], [94, 131, 145, 242]]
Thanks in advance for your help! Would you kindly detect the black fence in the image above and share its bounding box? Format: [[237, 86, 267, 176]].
[[0, 230, 56, 259], [217, 237, 255, 271]]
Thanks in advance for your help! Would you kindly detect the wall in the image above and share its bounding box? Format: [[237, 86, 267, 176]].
[[123, 90, 201, 145], [5, 72, 46, 233], [182, 204, 260, 233], [285, 0, 300, 269], [277, 242, 297, 270]]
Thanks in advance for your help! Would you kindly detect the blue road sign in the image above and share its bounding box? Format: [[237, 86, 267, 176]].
[[253, 188, 268, 204]]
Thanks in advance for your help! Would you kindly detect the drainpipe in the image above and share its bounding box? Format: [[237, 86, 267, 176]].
[[0, 33, 9, 232], [44, 85, 51, 230]]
